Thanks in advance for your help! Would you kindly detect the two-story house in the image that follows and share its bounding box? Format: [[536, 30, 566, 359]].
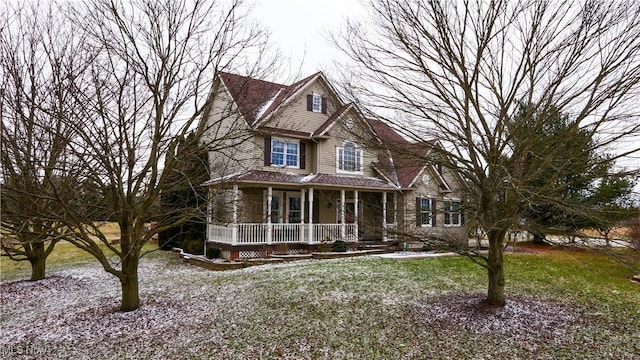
[[203, 71, 467, 259]]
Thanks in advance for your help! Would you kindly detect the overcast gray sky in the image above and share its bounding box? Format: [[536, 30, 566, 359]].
[[253, 0, 364, 78]]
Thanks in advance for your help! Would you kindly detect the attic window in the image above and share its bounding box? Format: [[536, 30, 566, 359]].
[[307, 93, 327, 114], [312, 93, 322, 112], [345, 118, 354, 129]]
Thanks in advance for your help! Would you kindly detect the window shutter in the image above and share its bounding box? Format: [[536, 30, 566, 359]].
[[321, 97, 327, 114], [415, 197, 421, 226], [431, 198, 437, 227], [264, 136, 271, 166], [460, 205, 465, 225], [300, 142, 306, 169], [307, 94, 313, 111]]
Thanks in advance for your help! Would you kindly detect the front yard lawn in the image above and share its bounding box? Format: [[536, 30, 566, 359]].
[[1, 247, 638, 359]]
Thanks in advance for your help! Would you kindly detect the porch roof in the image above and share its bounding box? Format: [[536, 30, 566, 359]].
[[203, 170, 398, 191]]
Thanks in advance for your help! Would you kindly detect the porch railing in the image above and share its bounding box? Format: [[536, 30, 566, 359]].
[[312, 224, 357, 243], [208, 223, 358, 245]]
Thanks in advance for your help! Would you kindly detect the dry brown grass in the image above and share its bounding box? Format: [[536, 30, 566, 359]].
[[581, 226, 632, 239]]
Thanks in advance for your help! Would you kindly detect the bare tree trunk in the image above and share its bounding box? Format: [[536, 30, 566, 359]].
[[28, 245, 46, 281], [119, 223, 141, 312], [119, 273, 140, 312], [487, 229, 506, 306]]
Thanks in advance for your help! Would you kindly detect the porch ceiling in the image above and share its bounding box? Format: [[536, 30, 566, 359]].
[[203, 170, 398, 191]]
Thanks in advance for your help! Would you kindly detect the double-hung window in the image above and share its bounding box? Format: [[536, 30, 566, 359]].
[[271, 138, 299, 168], [337, 141, 362, 174], [307, 93, 327, 114], [444, 199, 462, 226], [417, 197, 434, 227], [312, 93, 322, 112], [420, 198, 432, 226]]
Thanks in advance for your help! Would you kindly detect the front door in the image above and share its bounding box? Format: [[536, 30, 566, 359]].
[[265, 190, 302, 223]]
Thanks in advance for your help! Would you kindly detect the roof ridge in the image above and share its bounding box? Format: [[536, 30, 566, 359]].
[[218, 71, 286, 89]]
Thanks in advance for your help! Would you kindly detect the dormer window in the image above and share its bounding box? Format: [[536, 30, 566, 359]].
[[337, 141, 363, 174]]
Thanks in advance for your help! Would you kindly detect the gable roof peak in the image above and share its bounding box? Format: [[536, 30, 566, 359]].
[[218, 71, 339, 128]]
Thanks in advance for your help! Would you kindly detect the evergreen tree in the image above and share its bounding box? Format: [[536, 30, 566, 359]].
[[507, 103, 636, 242]]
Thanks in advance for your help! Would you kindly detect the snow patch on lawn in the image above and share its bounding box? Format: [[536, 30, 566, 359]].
[[409, 292, 596, 351], [1, 253, 637, 359]]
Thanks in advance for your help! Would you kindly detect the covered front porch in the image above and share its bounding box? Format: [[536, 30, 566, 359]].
[[204, 171, 400, 258]]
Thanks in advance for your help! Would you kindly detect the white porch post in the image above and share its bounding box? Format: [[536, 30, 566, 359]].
[[382, 191, 387, 241], [300, 189, 306, 242], [340, 189, 346, 239], [393, 192, 398, 225], [308, 188, 314, 244], [267, 186, 273, 245], [232, 185, 238, 245], [206, 188, 212, 247], [354, 190, 359, 241]]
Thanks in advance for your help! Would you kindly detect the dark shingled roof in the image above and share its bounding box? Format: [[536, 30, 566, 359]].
[[218, 72, 318, 127], [204, 170, 397, 190], [304, 173, 397, 190], [218, 72, 284, 126], [367, 118, 439, 188]]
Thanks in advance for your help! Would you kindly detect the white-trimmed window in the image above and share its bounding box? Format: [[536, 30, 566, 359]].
[[417, 197, 434, 227], [337, 141, 363, 173], [307, 93, 327, 114], [312, 93, 322, 112], [444, 199, 462, 226], [271, 138, 299, 168]]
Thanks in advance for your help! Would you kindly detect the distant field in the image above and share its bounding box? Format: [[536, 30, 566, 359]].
[[0, 223, 159, 281], [581, 226, 634, 240], [1, 245, 638, 359]]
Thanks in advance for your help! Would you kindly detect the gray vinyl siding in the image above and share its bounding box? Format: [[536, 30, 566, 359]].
[[260, 82, 338, 134], [316, 110, 377, 177], [206, 89, 261, 178]]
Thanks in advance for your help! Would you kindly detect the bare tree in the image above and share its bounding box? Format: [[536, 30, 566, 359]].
[[58, 0, 278, 311], [2, 0, 277, 311], [0, 2, 89, 281], [337, 0, 640, 305]]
